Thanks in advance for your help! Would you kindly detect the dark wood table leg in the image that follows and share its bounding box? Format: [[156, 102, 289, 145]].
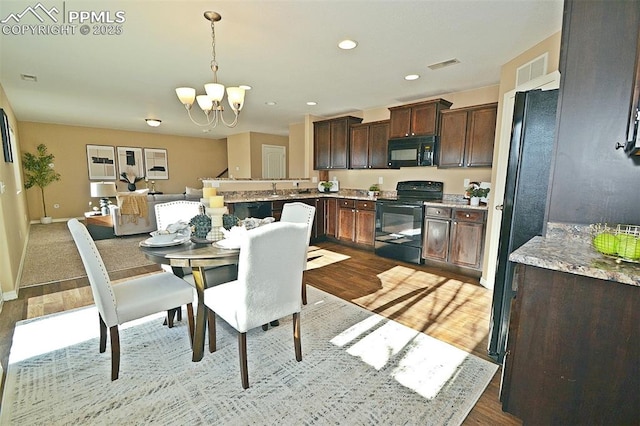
[[190, 266, 207, 362]]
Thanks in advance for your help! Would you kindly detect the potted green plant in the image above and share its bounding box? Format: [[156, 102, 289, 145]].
[[368, 184, 380, 197], [22, 144, 61, 224], [320, 181, 334, 193], [465, 184, 490, 206]]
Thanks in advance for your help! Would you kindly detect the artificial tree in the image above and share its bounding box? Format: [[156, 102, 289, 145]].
[[22, 144, 61, 223]]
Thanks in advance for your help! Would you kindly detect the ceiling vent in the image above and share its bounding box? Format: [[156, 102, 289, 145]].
[[20, 74, 37, 82], [428, 58, 460, 70], [516, 53, 548, 87]]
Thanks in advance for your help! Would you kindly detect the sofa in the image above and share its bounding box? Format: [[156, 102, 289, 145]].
[[109, 193, 203, 236]]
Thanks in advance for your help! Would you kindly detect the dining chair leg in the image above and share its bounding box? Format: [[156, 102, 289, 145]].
[[301, 282, 307, 305], [261, 324, 268, 331], [238, 332, 249, 389], [207, 310, 217, 353], [186, 303, 195, 346], [167, 309, 175, 328], [293, 312, 302, 362], [109, 325, 120, 381], [99, 314, 107, 353], [176, 309, 182, 321]]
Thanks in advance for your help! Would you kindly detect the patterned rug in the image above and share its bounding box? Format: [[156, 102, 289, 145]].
[[0, 287, 498, 425], [20, 222, 155, 287]]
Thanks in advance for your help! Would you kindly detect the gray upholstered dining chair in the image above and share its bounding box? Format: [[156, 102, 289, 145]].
[[280, 202, 316, 305], [203, 222, 308, 389], [67, 218, 195, 381]]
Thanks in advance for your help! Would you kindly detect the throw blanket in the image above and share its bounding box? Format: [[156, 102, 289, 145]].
[[117, 194, 149, 225]]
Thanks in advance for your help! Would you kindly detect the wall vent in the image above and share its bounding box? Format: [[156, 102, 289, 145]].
[[516, 53, 548, 87]]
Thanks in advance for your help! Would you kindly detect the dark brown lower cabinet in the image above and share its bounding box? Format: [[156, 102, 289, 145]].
[[325, 198, 338, 238], [337, 199, 375, 247], [501, 264, 639, 425]]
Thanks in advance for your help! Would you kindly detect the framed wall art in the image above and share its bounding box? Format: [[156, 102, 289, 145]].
[[86, 144, 116, 180], [1, 108, 13, 163], [144, 148, 169, 180], [117, 146, 144, 179]]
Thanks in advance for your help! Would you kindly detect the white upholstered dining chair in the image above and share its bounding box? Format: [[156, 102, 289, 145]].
[[155, 201, 238, 287], [280, 202, 316, 305], [67, 218, 195, 381], [203, 222, 308, 389]]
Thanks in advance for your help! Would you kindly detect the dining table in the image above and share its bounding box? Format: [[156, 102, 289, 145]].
[[139, 240, 240, 362]]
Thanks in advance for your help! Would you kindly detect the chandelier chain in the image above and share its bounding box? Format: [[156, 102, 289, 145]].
[[210, 19, 218, 83]]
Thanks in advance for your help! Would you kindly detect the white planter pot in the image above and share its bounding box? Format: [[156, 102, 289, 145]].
[[470, 197, 480, 206], [40, 216, 53, 224]]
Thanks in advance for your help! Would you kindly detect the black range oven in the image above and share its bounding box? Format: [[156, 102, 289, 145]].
[[375, 181, 443, 264]]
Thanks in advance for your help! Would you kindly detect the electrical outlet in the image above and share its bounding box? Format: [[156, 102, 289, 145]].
[[378, 176, 383, 184], [292, 181, 299, 187], [53, 203, 60, 209], [312, 176, 318, 183], [463, 178, 470, 188]]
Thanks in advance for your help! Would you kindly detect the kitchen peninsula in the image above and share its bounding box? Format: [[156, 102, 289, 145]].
[[501, 223, 639, 424]]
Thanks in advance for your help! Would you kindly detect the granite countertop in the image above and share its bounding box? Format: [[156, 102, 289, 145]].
[[222, 191, 377, 203], [424, 200, 488, 210], [509, 224, 639, 287]]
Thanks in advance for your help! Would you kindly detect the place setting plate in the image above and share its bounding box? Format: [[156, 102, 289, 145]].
[[140, 235, 191, 248], [212, 239, 242, 250]]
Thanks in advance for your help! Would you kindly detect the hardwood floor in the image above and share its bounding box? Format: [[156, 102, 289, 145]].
[[0, 242, 521, 424]]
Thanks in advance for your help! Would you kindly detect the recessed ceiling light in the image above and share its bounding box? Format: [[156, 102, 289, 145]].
[[20, 74, 37, 82], [239, 85, 252, 90], [306, 101, 317, 106], [404, 74, 420, 81], [145, 119, 162, 127], [338, 39, 358, 50], [265, 101, 277, 106]]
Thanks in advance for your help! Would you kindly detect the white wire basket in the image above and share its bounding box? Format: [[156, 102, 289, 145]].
[[590, 223, 640, 263]]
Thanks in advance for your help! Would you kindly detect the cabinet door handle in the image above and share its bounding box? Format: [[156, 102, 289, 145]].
[[459, 162, 463, 166], [465, 214, 470, 218]]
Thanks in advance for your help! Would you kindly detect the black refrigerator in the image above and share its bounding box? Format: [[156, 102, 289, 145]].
[[487, 88, 559, 363]]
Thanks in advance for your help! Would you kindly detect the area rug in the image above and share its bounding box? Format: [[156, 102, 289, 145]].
[[0, 287, 498, 425], [20, 222, 155, 287]]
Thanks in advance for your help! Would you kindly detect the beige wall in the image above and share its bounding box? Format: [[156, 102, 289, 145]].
[[288, 122, 306, 178], [227, 133, 251, 179], [18, 122, 228, 221], [0, 83, 30, 297]]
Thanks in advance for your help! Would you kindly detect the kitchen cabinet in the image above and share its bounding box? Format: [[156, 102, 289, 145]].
[[325, 198, 338, 238], [439, 103, 497, 168], [349, 120, 390, 169], [422, 207, 452, 261], [422, 206, 486, 270], [337, 199, 375, 247], [388, 99, 452, 139], [449, 209, 485, 269], [314, 116, 363, 170], [501, 264, 639, 425]]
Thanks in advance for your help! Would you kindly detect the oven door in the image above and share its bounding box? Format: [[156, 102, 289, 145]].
[[374, 200, 424, 264]]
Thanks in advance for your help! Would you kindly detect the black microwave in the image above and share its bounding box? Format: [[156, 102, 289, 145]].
[[387, 135, 437, 168]]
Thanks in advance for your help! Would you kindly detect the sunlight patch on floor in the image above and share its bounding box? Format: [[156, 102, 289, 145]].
[[10, 307, 166, 364], [306, 249, 350, 270], [330, 313, 467, 400]]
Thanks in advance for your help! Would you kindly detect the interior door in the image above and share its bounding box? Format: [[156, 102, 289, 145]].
[[262, 145, 286, 178]]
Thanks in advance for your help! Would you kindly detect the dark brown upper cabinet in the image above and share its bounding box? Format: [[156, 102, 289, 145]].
[[349, 120, 390, 169], [388, 99, 452, 139], [313, 116, 363, 170], [438, 103, 497, 168]]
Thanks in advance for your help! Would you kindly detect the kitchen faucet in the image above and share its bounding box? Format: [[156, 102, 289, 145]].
[[271, 182, 277, 195]]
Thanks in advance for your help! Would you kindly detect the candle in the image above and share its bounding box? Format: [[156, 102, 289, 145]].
[[209, 196, 224, 208], [203, 187, 217, 198]]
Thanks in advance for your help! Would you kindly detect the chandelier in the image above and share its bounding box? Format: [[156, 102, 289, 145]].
[[175, 11, 246, 128]]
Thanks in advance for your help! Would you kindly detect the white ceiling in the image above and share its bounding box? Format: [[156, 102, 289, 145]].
[[0, 0, 564, 140]]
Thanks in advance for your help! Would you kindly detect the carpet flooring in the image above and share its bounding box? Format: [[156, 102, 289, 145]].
[[1, 287, 497, 425], [20, 222, 155, 287]]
